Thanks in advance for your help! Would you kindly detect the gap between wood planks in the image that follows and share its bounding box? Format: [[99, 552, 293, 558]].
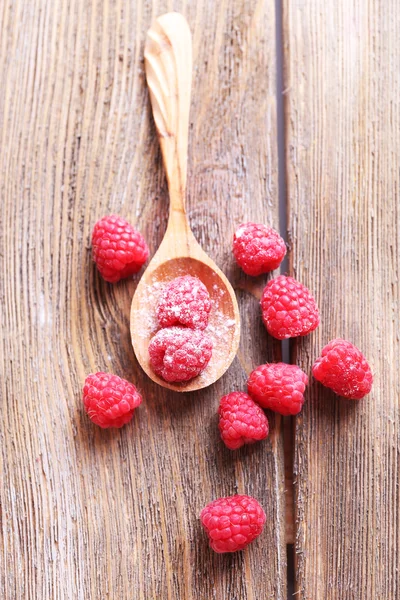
[[275, 0, 296, 596]]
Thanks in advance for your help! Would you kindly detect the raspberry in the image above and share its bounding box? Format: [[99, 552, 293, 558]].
[[148, 326, 212, 382], [247, 363, 308, 416], [312, 338, 373, 399], [233, 222, 286, 276], [83, 372, 142, 428], [261, 275, 319, 339], [200, 495, 266, 553], [92, 215, 149, 283], [218, 392, 269, 450], [156, 276, 211, 330]]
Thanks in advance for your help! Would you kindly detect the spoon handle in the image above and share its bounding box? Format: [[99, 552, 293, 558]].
[[145, 13, 192, 220]]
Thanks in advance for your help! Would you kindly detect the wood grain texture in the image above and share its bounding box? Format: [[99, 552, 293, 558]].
[[0, 1, 285, 598], [283, 0, 400, 597]]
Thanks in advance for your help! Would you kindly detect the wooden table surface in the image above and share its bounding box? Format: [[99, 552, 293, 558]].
[[1, 1, 399, 598]]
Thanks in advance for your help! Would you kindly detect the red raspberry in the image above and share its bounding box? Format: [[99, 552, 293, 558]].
[[200, 495, 266, 553], [261, 275, 319, 339], [92, 215, 149, 283], [83, 372, 142, 428], [148, 327, 212, 382], [156, 275, 211, 330], [312, 338, 373, 399], [233, 222, 286, 276], [247, 363, 308, 416], [218, 392, 269, 450]]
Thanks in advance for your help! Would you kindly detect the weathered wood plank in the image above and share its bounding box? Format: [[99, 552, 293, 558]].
[[283, 0, 400, 597], [0, 0, 286, 598]]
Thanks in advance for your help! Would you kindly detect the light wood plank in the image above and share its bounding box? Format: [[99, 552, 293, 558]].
[[283, 0, 400, 597], [0, 0, 286, 598]]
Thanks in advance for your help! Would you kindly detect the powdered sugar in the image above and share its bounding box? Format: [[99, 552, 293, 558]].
[[156, 275, 211, 330], [196, 307, 236, 386], [148, 326, 212, 382], [134, 280, 165, 339], [132, 264, 237, 387]]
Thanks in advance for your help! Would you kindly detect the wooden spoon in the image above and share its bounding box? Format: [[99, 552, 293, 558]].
[[130, 12, 240, 392]]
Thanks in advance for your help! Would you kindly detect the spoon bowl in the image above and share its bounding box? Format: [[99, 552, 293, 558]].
[[130, 12, 240, 392], [131, 256, 239, 392]]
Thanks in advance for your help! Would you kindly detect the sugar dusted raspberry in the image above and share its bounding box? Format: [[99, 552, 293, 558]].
[[156, 275, 211, 330], [248, 363, 308, 416], [92, 215, 149, 283], [218, 392, 269, 450], [312, 338, 373, 399], [83, 372, 142, 428], [200, 495, 266, 553], [148, 326, 212, 383], [233, 222, 286, 276], [261, 275, 319, 339]]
